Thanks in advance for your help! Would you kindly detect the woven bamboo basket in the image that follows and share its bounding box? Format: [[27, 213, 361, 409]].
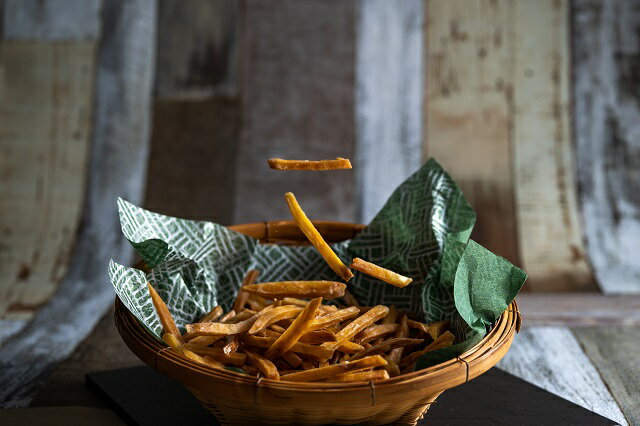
[[114, 220, 521, 425]]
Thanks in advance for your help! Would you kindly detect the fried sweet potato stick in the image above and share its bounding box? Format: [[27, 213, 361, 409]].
[[323, 305, 389, 350], [399, 331, 455, 367], [284, 192, 353, 282], [198, 306, 223, 323], [243, 335, 334, 361], [249, 305, 303, 335], [308, 306, 360, 331], [243, 281, 346, 300], [282, 297, 337, 312], [281, 355, 387, 382], [354, 324, 399, 345], [265, 297, 322, 358], [388, 315, 409, 363], [350, 258, 412, 288], [147, 282, 182, 341], [282, 351, 303, 368], [233, 269, 260, 312], [329, 369, 389, 382], [244, 350, 280, 380], [261, 327, 336, 344], [268, 157, 352, 171], [407, 319, 451, 340], [162, 333, 182, 351], [182, 349, 225, 369], [223, 335, 239, 355], [183, 344, 246, 367], [185, 306, 272, 337], [350, 338, 424, 361]]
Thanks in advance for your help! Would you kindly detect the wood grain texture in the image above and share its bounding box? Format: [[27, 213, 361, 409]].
[[518, 293, 640, 327], [0, 41, 94, 321], [155, 0, 237, 98], [233, 0, 356, 224], [511, 0, 594, 292], [573, 0, 640, 293], [355, 0, 423, 223], [30, 305, 142, 408], [424, 0, 594, 291], [144, 98, 240, 224], [0, 0, 156, 407], [2, 0, 101, 40], [424, 0, 520, 266], [574, 327, 640, 425], [498, 326, 627, 425]]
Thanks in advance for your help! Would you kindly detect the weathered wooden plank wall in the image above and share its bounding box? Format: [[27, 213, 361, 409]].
[[233, 0, 357, 224], [0, 0, 98, 326], [144, 0, 240, 224], [0, 0, 156, 407], [424, 0, 594, 292], [573, 0, 640, 293], [355, 0, 423, 223]]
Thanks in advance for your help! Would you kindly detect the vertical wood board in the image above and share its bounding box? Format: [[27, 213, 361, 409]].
[[144, 98, 240, 224], [573, 0, 640, 293], [0, 41, 95, 320], [234, 0, 356, 224], [355, 0, 423, 223], [155, 0, 237, 98], [498, 327, 627, 425], [512, 0, 593, 291], [0, 0, 156, 407], [2, 0, 101, 41], [424, 0, 521, 267]]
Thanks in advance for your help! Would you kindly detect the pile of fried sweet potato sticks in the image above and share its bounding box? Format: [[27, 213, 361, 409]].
[[149, 157, 454, 382]]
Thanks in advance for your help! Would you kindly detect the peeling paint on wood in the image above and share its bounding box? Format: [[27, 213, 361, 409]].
[[0, 41, 95, 321], [424, 0, 594, 291], [0, 0, 156, 407], [573, 0, 640, 293], [355, 0, 423, 223], [499, 327, 627, 425], [155, 0, 237, 98], [2, 0, 101, 41], [233, 0, 356, 224]]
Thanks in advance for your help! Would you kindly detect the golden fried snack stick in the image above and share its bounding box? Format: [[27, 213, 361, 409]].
[[233, 269, 260, 312], [308, 306, 360, 331], [284, 192, 354, 282], [244, 350, 280, 380], [185, 306, 273, 337], [407, 319, 451, 340], [388, 315, 409, 363], [381, 355, 401, 377], [183, 344, 246, 367], [261, 327, 336, 344], [354, 324, 399, 345], [147, 282, 182, 342], [399, 331, 455, 367], [162, 333, 182, 351], [249, 305, 303, 334], [350, 258, 412, 288], [223, 335, 239, 355], [198, 306, 223, 323], [350, 338, 424, 361], [163, 333, 225, 370], [268, 157, 352, 171], [281, 355, 387, 382], [382, 305, 399, 324], [265, 297, 322, 358], [282, 351, 303, 368], [243, 281, 346, 300], [243, 335, 334, 361], [329, 369, 390, 382], [323, 305, 389, 350], [282, 297, 337, 312]]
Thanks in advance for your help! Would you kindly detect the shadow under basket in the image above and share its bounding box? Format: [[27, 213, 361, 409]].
[[114, 220, 521, 425]]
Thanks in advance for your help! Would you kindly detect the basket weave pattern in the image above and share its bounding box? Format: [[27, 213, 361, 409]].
[[115, 221, 520, 425]]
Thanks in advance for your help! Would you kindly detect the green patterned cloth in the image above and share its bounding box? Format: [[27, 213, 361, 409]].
[[109, 159, 526, 368]]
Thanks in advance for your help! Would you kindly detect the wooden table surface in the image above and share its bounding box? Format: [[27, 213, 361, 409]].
[[0, 297, 630, 425]]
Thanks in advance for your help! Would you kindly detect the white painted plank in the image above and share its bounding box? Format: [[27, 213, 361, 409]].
[[3, 0, 101, 41], [498, 327, 627, 425], [573, 0, 640, 293], [355, 0, 423, 223], [511, 0, 594, 291], [0, 0, 156, 407]]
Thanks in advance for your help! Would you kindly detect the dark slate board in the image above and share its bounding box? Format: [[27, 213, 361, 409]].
[[86, 367, 617, 425]]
